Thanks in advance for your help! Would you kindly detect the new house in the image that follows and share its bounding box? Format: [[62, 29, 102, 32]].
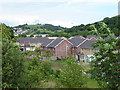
[[17, 36, 99, 62], [17, 37, 53, 51], [41, 38, 73, 59], [68, 38, 87, 58]]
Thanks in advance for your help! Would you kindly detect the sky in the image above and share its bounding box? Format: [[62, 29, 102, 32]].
[[0, 0, 119, 28]]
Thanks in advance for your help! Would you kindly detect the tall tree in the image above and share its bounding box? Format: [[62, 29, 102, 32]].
[[2, 38, 24, 88], [90, 22, 120, 88], [1, 24, 24, 88]]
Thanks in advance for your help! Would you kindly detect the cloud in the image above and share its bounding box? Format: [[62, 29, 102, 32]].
[[0, 0, 117, 27], [0, 15, 41, 26], [0, 14, 78, 27], [0, 0, 118, 3], [68, 0, 118, 3], [47, 20, 80, 28], [0, 0, 67, 3]]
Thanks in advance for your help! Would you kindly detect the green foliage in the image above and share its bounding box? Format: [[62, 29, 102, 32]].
[[55, 57, 87, 88], [2, 38, 24, 88], [49, 31, 71, 38], [1, 24, 14, 40], [16, 24, 65, 31], [43, 50, 53, 60], [103, 16, 119, 36], [15, 24, 65, 36], [20, 57, 53, 88], [90, 22, 120, 88], [65, 15, 119, 37]]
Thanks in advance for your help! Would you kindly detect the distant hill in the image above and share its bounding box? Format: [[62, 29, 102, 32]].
[[14, 15, 119, 37], [14, 23, 66, 36], [65, 15, 119, 36], [15, 24, 65, 31]]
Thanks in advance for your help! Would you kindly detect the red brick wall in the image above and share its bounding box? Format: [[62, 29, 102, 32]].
[[55, 40, 72, 58], [71, 40, 88, 57]]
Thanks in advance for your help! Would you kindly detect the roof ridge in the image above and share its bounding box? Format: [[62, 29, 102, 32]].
[[46, 39, 56, 47]]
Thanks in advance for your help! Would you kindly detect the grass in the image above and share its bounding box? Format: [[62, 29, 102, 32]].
[[50, 62, 63, 70], [51, 59, 66, 63], [85, 77, 99, 88]]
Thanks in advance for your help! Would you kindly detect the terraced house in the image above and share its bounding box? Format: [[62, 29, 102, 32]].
[[17, 35, 99, 62]]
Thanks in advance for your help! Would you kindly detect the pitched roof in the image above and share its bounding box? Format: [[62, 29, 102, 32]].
[[18, 37, 50, 44], [70, 35, 85, 39], [41, 39, 54, 47], [87, 35, 98, 39], [47, 38, 63, 48], [80, 40, 98, 49], [68, 38, 86, 47]]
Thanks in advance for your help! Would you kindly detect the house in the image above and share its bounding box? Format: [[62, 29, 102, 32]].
[[80, 40, 98, 55], [14, 28, 28, 36], [41, 38, 73, 59], [86, 35, 98, 40], [79, 40, 98, 63], [68, 38, 88, 58], [68, 37, 98, 62], [17, 37, 99, 61], [17, 37, 53, 51]]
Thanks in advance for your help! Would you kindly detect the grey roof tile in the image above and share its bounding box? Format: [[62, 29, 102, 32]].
[[68, 38, 86, 47], [47, 38, 63, 48], [87, 35, 98, 39], [41, 39, 54, 47], [18, 37, 49, 44], [80, 40, 98, 49]]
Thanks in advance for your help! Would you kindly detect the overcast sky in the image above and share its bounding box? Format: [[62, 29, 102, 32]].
[[0, 0, 119, 28]]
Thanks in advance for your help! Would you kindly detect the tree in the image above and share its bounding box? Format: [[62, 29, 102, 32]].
[[1, 24, 24, 88], [1, 24, 14, 40], [90, 22, 120, 88], [2, 38, 24, 88], [18, 34, 26, 37], [21, 57, 53, 88], [55, 56, 87, 88]]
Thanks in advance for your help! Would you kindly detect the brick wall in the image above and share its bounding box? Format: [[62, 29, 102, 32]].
[[55, 40, 72, 58]]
